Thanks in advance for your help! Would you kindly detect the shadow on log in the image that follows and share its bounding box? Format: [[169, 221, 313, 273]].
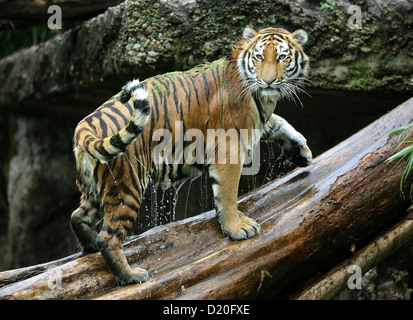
[[1, 97, 413, 300]]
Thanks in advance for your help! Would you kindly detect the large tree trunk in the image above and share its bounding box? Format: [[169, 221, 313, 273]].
[[1, 97, 412, 300]]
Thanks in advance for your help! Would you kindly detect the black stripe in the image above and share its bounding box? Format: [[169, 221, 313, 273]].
[[101, 224, 124, 240], [98, 164, 110, 196], [101, 224, 115, 235], [94, 140, 112, 159], [125, 121, 144, 135], [75, 127, 95, 145], [187, 75, 200, 106], [106, 183, 120, 199], [162, 91, 172, 130], [84, 134, 96, 150], [272, 34, 287, 43], [201, 71, 210, 104], [101, 100, 115, 111], [298, 51, 306, 72], [106, 104, 128, 124], [209, 176, 219, 185], [96, 111, 108, 137], [124, 100, 134, 115], [84, 114, 97, 129], [105, 187, 140, 213], [286, 60, 296, 72], [134, 99, 150, 113], [152, 90, 160, 121], [116, 155, 124, 176], [117, 212, 137, 222], [215, 63, 224, 104], [103, 111, 121, 132], [242, 50, 249, 76], [253, 94, 267, 124], [183, 74, 198, 108], [176, 76, 191, 113], [246, 51, 255, 75], [126, 154, 144, 200], [119, 90, 131, 103], [110, 134, 127, 151], [210, 66, 218, 93], [287, 51, 299, 76], [167, 77, 179, 114], [119, 182, 141, 207]]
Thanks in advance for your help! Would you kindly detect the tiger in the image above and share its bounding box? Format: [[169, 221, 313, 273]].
[[71, 26, 312, 286]]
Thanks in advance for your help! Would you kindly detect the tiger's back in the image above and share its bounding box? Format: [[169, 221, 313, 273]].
[[75, 57, 257, 189]]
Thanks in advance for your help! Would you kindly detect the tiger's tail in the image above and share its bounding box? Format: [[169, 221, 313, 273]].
[[77, 79, 150, 163]]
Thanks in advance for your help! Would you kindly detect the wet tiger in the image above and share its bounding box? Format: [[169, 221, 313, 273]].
[[71, 26, 312, 285]]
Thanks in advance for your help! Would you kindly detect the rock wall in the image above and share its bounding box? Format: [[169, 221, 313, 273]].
[[6, 115, 79, 268], [0, 0, 412, 109]]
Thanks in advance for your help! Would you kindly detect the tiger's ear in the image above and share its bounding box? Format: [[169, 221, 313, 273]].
[[291, 29, 308, 46], [243, 27, 258, 41]]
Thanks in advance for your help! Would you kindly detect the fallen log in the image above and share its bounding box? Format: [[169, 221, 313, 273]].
[[1, 97, 413, 300]]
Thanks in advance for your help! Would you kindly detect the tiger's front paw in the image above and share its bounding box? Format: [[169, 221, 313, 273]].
[[220, 211, 260, 241], [281, 133, 312, 167]]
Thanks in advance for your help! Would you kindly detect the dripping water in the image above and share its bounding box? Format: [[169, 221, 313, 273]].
[[150, 179, 159, 228], [184, 178, 195, 219], [199, 168, 212, 213], [170, 178, 188, 223], [261, 142, 288, 184]]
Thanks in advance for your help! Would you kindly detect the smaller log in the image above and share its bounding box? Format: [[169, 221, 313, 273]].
[[294, 216, 413, 300]]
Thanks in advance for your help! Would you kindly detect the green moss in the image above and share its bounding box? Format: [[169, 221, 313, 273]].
[[350, 25, 379, 47], [319, 0, 345, 19], [344, 56, 388, 91], [320, 0, 342, 11]]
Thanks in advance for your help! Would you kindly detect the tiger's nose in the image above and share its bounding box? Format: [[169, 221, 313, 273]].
[[263, 77, 276, 85]]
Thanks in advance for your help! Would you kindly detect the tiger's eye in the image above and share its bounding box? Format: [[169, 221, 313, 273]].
[[278, 54, 287, 60], [255, 54, 263, 61]]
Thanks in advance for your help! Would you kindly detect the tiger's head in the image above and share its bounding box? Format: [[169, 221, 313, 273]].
[[233, 26, 309, 100]]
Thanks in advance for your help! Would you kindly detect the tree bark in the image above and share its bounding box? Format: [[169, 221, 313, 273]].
[[1, 97, 413, 300]]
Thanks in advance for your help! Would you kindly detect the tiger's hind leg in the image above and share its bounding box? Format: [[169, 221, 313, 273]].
[[96, 201, 149, 285], [70, 199, 100, 254]]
